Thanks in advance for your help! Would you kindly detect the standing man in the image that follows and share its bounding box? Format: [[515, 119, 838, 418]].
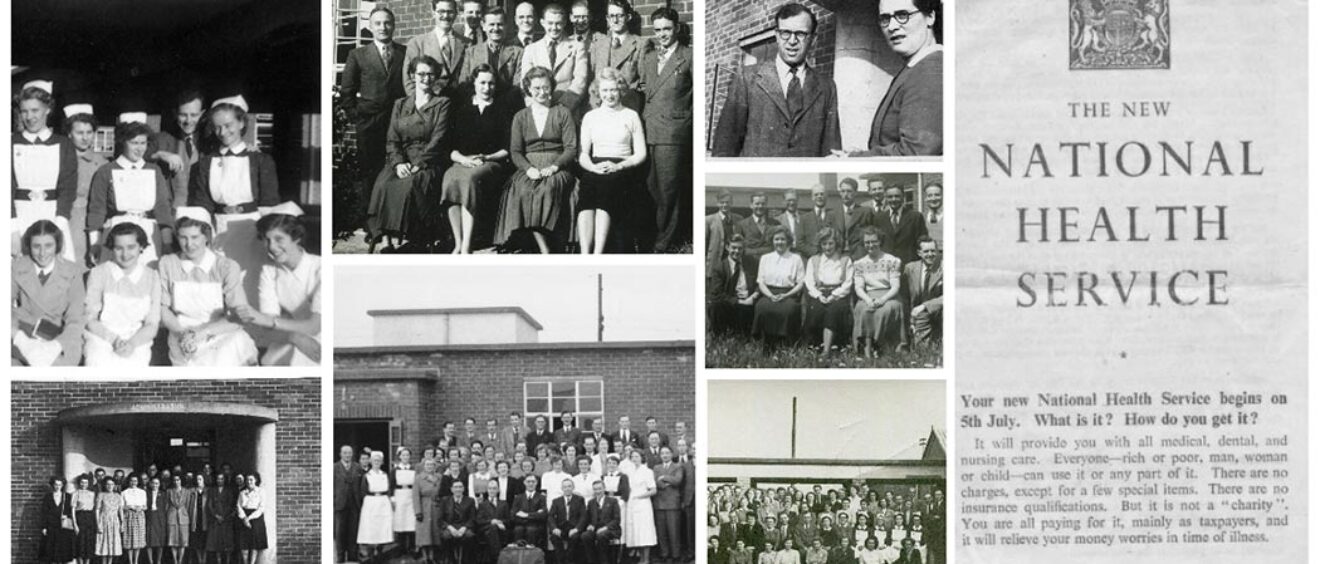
[[526, 415, 555, 455], [484, 418, 502, 451], [339, 7, 405, 217], [454, 0, 486, 45], [734, 192, 778, 259], [333, 445, 363, 562], [837, 178, 875, 260], [554, 411, 581, 451], [798, 184, 839, 258], [569, 1, 607, 49], [150, 90, 208, 208], [866, 178, 886, 213], [904, 236, 943, 347], [712, 3, 840, 157], [643, 432, 664, 467], [922, 182, 943, 246], [612, 415, 641, 451], [458, 417, 481, 449], [923, 490, 945, 564], [513, 2, 540, 48], [461, 7, 525, 109], [404, 0, 469, 98], [873, 185, 927, 264], [639, 7, 693, 253], [653, 446, 686, 563], [678, 439, 697, 561], [519, 3, 589, 111], [502, 412, 530, 458], [705, 190, 742, 271], [776, 190, 802, 255], [587, 418, 608, 450], [589, 0, 645, 111], [644, 416, 669, 447]]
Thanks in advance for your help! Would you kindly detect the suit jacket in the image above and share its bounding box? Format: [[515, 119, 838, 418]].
[[852, 51, 943, 157], [519, 35, 589, 105], [151, 131, 203, 207], [734, 215, 779, 258], [341, 41, 407, 122], [165, 488, 194, 531], [476, 498, 512, 530], [455, 21, 485, 46], [775, 211, 806, 254], [500, 425, 530, 456], [438, 495, 478, 531], [525, 429, 555, 455], [493, 474, 524, 502], [553, 427, 582, 450], [609, 429, 641, 450], [872, 208, 928, 264], [11, 256, 85, 366], [586, 495, 621, 534], [838, 205, 876, 260], [588, 32, 646, 110], [460, 41, 524, 96], [892, 549, 922, 564], [639, 44, 693, 146], [642, 447, 664, 468], [334, 461, 363, 511], [549, 494, 587, 533], [206, 485, 237, 527], [706, 253, 758, 305], [680, 458, 695, 507], [798, 207, 842, 257], [652, 462, 684, 510], [705, 211, 744, 269], [511, 492, 548, 526], [712, 60, 840, 157], [404, 30, 470, 97], [902, 261, 943, 310]]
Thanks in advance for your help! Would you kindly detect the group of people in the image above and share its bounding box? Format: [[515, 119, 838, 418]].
[[711, 0, 942, 158], [706, 484, 945, 564], [706, 179, 943, 358], [38, 464, 268, 564], [11, 81, 321, 367], [339, 0, 693, 254], [334, 412, 697, 564]]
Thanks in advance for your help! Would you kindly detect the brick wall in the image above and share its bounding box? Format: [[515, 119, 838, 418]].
[[335, 342, 697, 451], [11, 378, 321, 564], [704, 0, 835, 144]]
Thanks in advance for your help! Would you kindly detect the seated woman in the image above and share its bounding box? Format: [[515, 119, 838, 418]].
[[442, 64, 512, 254], [495, 66, 579, 254], [187, 95, 280, 305], [86, 119, 174, 267], [12, 81, 78, 262], [234, 205, 321, 366], [850, 227, 903, 358], [12, 220, 85, 366], [751, 226, 804, 347], [83, 222, 161, 366], [802, 227, 853, 355], [157, 209, 258, 366], [367, 55, 452, 253], [576, 68, 647, 254]]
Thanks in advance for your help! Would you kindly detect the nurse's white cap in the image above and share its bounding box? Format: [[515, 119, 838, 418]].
[[262, 201, 304, 217], [63, 104, 94, 118], [23, 80, 54, 94], [118, 112, 148, 124], [175, 206, 214, 227], [211, 95, 249, 112]]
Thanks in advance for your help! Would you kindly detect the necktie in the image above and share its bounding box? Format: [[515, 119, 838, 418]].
[[922, 268, 931, 296], [548, 40, 558, 68], [38, 271, 50, 285], [613, 36, 622, 49], [488, 47, 499, 72], [184, 136, 194, 160], [786, 66, 803, 119], [381, 44, 392, 67], [523, 36, 532, 47]]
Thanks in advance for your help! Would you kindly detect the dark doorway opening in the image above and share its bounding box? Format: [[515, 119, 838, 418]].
[[136, 428, 218, 474], [336, 419, 393, 466]]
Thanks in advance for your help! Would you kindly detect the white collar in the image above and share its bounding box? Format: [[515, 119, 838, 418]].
[[434, 28, 453, 43], [775, 56, 808, 89], [907, 44, 942, 68], [115, 155, 146, 170], [109, 261, 146, 284], [181, 249, 218, 274], [221, 142, 248, 156], [278, 252, 315, 280], [610, 31, 629, 43], [374, 39, 393, 51], [22, 128, 53, 143], [36, 262, 55, 277], [472, 96, 493, 112]]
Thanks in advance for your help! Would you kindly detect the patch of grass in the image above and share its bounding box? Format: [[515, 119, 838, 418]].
[[705, 330, 942, 369]]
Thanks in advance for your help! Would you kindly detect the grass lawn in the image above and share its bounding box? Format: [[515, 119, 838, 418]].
[[706, 330, 942, 369]]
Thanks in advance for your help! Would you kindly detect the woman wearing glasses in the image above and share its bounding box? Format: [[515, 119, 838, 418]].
[[844, 0, 943, 157]]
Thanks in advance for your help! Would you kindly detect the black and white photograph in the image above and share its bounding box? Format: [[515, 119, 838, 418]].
[[10, 0, 323, 367], [10, 377, 322, 564], [706, 380, 946, 564], [331, 0, 695, 254], [333, 264, 697, 564], [704, 172, 944, 369], [705, 0, 943, 159]]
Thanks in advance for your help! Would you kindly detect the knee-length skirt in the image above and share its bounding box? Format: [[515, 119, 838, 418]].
[[237, 509, 269, 550], [417, 494, 440, 547], [205, 518, 235, 551], [625, 497, 656, 547], [804, 292, 853, 339], [357, 495, 395, 545], [145, 509, 168, 547], [576, 157, 633, 217], [367, 163, 440, 239], [166, 516, 189, 547], [752, 287, 802, 338], [495, 152, 574, 244], [76, 510, 97, 557], [852, 291, 903, 344], [442, 161, 509, 212], [95, 513, 123, 556], [123, 507, 147, 549]]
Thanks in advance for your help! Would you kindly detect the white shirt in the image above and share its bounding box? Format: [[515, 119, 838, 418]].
[[258, 252, 321, 318], [531, 104, 551, 137], [775, 56, 808, 97], [730, 257, 749, 299], [434, 29, 454, 49]]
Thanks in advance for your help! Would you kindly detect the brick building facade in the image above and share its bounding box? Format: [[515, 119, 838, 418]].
[[335, 340, 696, 461], [11, 378, 321, 564]]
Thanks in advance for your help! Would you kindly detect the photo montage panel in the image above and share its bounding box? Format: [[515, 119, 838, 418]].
[[704, 172, 944, 369], [11, 378, 322, 564], [331, 0, 696, 254], [332, 264, 699, 563], [706, 0, 944, 159], [707, 380, 948, 564], [10, 0, 324, 368]]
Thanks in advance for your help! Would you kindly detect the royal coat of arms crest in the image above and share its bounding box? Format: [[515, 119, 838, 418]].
[[1070, 0, 1170, 69]]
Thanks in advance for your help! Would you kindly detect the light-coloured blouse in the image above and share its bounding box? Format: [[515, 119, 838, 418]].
[[238, 488, 264, 520], [805, 254, 853, 299], [123, 487, 147, 509], [581, 106, 644, 158], [757, 251, 805, 288]]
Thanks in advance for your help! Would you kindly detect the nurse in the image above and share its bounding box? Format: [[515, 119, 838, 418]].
[[157, 207, 258, 366], [86, 115, 174, 267], [12, 80, 77, 262], [234, 202, 322, 366], [82, 222, 161, 366]]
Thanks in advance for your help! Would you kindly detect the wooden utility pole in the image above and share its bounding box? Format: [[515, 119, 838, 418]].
[[791, 396, 798, 458], [597, 273, 604, 342]]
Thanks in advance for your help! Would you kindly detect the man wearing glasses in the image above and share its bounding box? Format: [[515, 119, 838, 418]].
[[403, 0, 470, 98], [840, 0, 943, 157], [712, 2, 840, 158], [588, 0, 644, 111]]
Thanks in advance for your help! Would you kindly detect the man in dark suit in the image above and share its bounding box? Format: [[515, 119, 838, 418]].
[[554, 411, 582, 451], [873, 185, 928, 264], [338, 7, 405, 212], [639, 8, 693, 252], [526, 415, 555, 455], [705, 190, 742, 271], [149, 90, 207, 207], [477, 479, 513, 562], [404, 0, 470, 98], [588, 0, 646, 111], [904, 236, 943, 347], [734, 191, 778, 258], [460, 7, 524, 109], [798, 184, 840, 257], [644, 416, 670, 448], [893, 538, 923, 564], [582, 480, 622, 564], [653, 446, 686, 562], [678, 439, 697, 560], [513, 2, 541, 48], [333, 445, 362, 562], [642, 432, 665, 468], [585, 418, 609, 452], [711, 3, 840, 157], [837, 178, 875, 260], [569, 1, 608, 51], [455, 0, 486, 45], [512, 475, 548, 546], [611, 415, 641, 450], [922, 490, 945, 564], [439, 480, 478, 563], [550, 478, 589, 562]]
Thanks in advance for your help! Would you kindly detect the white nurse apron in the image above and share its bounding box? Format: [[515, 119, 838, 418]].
[[84, 291, 153, 366], [208, 154, 264, 305], [392, 469, 417, 533], [12, 144, 76, 262], [167, 279, 257, 366], [103, 168, 162, 266]]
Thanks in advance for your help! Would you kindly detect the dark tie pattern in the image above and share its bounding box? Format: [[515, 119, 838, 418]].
[[548, 40, 558, 68], [786, 66, 803, 119]]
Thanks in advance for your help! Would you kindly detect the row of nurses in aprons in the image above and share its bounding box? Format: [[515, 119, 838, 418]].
[[11, 205, 321, 367]]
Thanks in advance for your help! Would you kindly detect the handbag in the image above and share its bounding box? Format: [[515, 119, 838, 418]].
[[60, 499, 75, 530]]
